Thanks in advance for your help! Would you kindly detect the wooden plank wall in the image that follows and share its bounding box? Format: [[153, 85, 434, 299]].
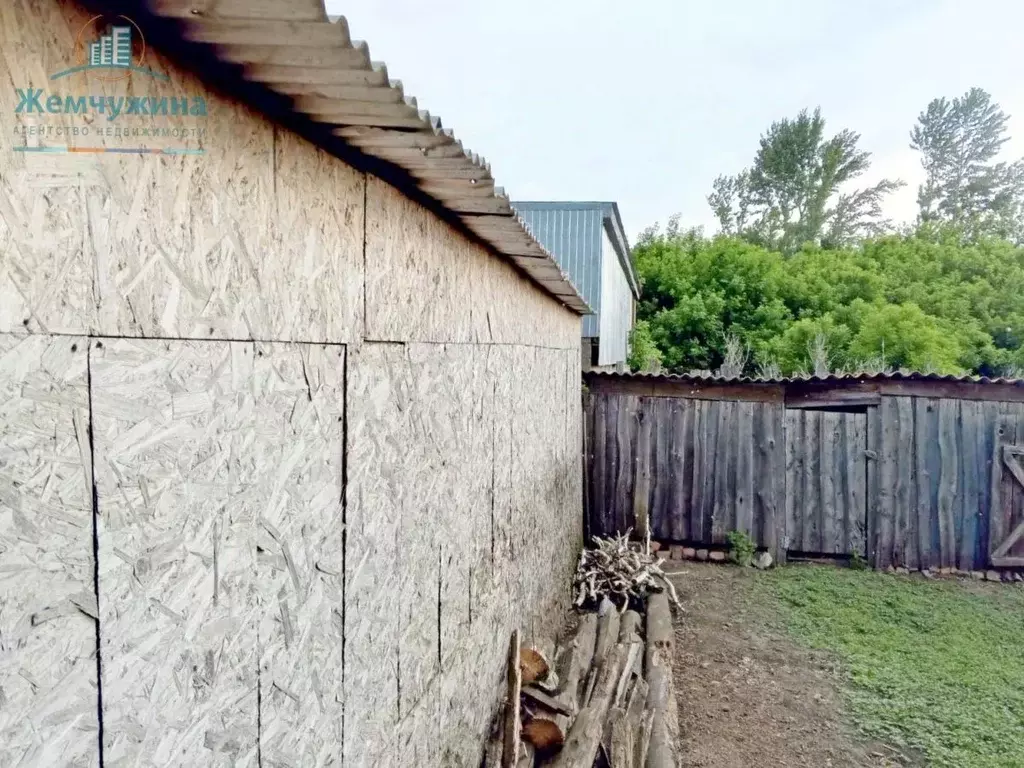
[[872, 397, 1023, 571], [586, 389, 1024, 571], [784, 410, 868, 556], [989, 415, 1024, 566], [585, 394, 785, 558]]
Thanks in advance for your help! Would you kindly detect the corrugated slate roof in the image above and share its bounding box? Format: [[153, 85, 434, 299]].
[[586, 370, 1024, 386], [134, 0, 589, 314]]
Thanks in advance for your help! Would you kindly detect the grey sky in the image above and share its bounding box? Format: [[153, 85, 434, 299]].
[[325, 0, 1024, 243]]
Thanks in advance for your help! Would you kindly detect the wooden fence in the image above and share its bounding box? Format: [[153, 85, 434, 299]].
[[584, 373, 1024, 570]]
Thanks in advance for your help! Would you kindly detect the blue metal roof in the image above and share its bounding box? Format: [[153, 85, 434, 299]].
[[512, 202, 638, 337]]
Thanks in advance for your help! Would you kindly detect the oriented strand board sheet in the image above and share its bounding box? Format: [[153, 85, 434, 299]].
[[0, 333, 98, 768], [0, 2, 363, 344], [346, 340, 582, 767], [91, 339, 344, 766], [364, 177, 582, 348]]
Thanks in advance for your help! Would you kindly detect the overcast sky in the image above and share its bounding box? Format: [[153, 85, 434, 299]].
[[324, 0, 1024, 243]]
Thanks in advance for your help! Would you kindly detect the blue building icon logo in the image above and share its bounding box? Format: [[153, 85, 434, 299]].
[[89, 24, 133, 68], [51, 15, 167, 81]]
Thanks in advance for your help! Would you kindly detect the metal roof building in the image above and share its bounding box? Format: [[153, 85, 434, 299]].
[[513, 202, 640, 369]]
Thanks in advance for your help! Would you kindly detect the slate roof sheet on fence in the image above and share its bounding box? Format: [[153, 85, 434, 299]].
[[136, 0, 589, 314], [586, 370, 1024, 386]]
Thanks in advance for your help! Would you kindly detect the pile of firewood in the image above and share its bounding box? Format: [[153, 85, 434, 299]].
[[573, 533, 680, 612], [483, 591, 679, 768]]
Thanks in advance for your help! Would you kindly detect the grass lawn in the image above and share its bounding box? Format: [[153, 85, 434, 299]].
[[760, 566, 1024, 768]]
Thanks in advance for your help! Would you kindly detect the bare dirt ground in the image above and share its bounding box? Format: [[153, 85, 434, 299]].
[[663, 562, 915, 768]]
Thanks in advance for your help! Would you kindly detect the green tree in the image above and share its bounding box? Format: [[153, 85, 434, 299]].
[[627, 320, 663, 372], [848, 302, 963, 373], [709, 108, 903, 253], [634, 227, 792, 374], [911, 88, 1024, 242], [633, 224, 1024, 379]]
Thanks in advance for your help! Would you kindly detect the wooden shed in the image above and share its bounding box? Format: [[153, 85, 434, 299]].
[[585, 371, 1024, 572], [0, 2, 585, 765]]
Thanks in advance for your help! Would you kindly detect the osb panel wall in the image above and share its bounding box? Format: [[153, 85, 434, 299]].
[[91, 339, 344, 766], [0, 1, 363, 343], [2, 4, 583, 767], [0, 333, 98, 768], [346, 341, 582, 767], [365, 177, 582, 349]]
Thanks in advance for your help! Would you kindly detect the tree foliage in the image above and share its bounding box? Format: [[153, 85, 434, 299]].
[[709, 108, 903, 253], [633, 225, 1024, 378], [638, 92, 1024, 378], [626, 320, 663, 371]]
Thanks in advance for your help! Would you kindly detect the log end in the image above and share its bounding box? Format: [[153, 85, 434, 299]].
[[522, 717, 565, 753], [520, 647, 550, 685]]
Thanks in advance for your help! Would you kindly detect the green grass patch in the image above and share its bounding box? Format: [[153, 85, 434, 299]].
[[760, 566, 1024, 768]]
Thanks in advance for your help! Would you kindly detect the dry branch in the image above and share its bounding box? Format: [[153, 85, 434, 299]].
[[574, 532, 681, 611]]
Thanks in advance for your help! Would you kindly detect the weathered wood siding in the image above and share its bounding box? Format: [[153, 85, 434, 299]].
[[989, 415, 1024, 567], [585, 395, 784, 558], [872, 397, 1021, 571], [586, 385, 1024, 572], [785, 410, 867, 556]]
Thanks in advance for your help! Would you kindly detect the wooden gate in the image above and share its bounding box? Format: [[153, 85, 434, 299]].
[[784, 409, 868, 556], [990, 416, 1024, 567]]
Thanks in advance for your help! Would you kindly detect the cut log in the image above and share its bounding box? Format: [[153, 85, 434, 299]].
[[637, 710, 654, 768], [624, 678, 649, 768], [645, 649, 677, 768], [607, 706, 633, 768], [521, 647, 551, 685], [503, 630, 523, 768], [644, 593, 674, 673], [614, 640, 643, 709], [548, 642, 629, 768], [646, 710, 676, 768], [554, 613, 598, 711], [584, 599, 621, 705], [645, 593, 678, 768], [617, 610, 642, 644], [522, 717, 565, 753], [522, 685, 574, 718]]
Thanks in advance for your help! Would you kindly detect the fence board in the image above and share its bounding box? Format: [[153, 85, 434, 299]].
[[846, 413, 866, 556], [736, 402, 755, 536], [958, 400, 981, 569], [649, 398, 669, 539], [591, 393, 606, 537], [803, 413, 821, 552], [674, 400, 693, 541], [784, 409, 801, 553], [691, 399, 708, 542], [820, 412, 839, 552], [875, 397, 897, 567], [633, 399, 653, 538], [762, 404, 784, 561], [894, 397, 915, 566], [612, 395, 632, 533], [937, 399, 958, 569]]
